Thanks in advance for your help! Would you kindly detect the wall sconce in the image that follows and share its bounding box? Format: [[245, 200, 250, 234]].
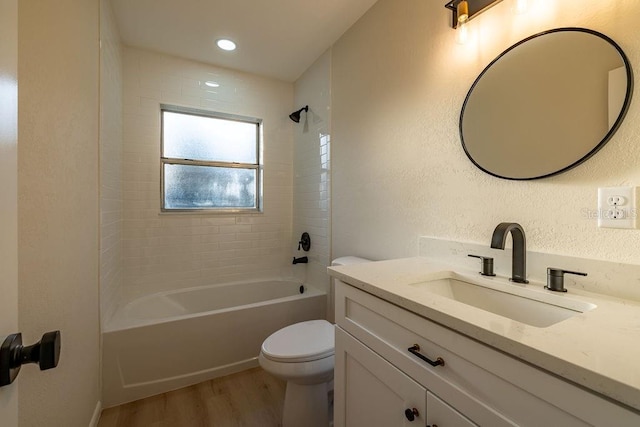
[[444, 0, 503, 28]]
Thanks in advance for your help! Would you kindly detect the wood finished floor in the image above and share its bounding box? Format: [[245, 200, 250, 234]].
[[98, 368, 286, 427]]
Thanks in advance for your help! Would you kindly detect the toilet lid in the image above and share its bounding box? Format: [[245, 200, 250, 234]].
[[261, 320, 335, 363]]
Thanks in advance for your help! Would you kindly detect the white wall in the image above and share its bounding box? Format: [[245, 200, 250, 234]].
[[18, 0, 101, 425], [121, 47, 295, 300], [100, 0, 124, 327], [293, 50, 332, 297], [332, 0, 640, 264], [0, 0, 18, 424]]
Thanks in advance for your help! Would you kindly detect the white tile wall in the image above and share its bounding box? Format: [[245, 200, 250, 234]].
[[121, 47, 295, 300], [100, 0, 123, 325], [293, 50, 332, 295]]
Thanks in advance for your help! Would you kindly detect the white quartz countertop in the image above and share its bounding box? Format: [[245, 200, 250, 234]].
[[328, 257, 640, 412]]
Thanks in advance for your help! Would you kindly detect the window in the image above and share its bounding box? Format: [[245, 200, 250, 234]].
[[161, 105, 262, 212]]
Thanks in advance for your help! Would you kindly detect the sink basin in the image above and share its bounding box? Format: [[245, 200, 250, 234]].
[[410, 272, 596, 327]]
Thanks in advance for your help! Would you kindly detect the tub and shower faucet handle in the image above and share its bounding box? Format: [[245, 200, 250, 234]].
[[468, 254, 496, 277], [545, 268, 587, 292], [298, 232, 311, 252]]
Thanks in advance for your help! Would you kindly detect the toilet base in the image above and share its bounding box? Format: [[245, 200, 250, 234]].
[[283, 381, 330, 427]]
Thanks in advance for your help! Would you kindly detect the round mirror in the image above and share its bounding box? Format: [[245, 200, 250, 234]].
[[460, 28, 633, 180]]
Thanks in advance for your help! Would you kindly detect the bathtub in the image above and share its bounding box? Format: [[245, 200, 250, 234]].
[[102, 280, 326, 407]]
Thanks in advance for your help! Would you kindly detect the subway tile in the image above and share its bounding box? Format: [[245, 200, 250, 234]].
[[219, 240, 252, 250], [161, 92, 200, 107], [219, 224, 252, 234], [200, 233, 240, 244], [199, 242, 221, 252], [118, 46, 298, 296], [201, 217, 237, 226]]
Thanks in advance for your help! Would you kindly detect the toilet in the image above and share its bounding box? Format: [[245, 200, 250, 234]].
[[259, 256, 371, 427]]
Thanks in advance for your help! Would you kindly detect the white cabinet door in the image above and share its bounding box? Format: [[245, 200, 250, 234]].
[[427, 391, 477, 427], [335, 327, 427, 427]]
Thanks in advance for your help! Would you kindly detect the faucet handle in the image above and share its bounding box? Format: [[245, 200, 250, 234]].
[[468, 254, 496, 277], [545, 268, 587, 292]]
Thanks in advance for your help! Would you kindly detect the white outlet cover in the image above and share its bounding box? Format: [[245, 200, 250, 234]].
[[597, 187, 637, 229]]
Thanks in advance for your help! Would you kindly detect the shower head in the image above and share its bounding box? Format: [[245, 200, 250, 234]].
[[289, 105, 308, 123]]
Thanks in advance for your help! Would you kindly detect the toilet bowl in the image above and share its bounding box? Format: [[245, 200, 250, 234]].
[[259, 256, 371, 427], [259, 320, 335, 427]]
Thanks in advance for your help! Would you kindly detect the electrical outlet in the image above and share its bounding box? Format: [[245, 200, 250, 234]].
[[597, 187, 637, 229]]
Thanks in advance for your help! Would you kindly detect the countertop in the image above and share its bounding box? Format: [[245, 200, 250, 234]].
[[328, 257, 640, 412]]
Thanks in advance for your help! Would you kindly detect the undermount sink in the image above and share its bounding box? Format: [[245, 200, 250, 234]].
[[409, 272, 597, 328]]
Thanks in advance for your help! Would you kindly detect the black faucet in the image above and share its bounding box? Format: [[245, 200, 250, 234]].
[[292, 256, 308, 265], [490, 222, 528, 284]]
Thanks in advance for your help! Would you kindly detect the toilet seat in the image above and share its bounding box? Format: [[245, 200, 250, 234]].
[[261, 319, 334, 363]]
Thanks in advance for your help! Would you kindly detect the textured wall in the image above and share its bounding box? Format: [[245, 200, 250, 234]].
[[121, 47, 295, 301], [293, 50, 332, 295], [18, 0, 100, 425], [100, 0, 124, 327], [332, 0, 640, 264]]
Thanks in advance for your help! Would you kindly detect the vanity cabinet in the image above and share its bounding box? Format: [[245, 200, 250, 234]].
[[336, 326, 475, 426], [334, 280, 639, 427], [335, 327, 427, 426]]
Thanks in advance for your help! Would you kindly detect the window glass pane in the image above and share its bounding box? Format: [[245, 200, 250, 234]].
[[164, 164, 257, 209], [163, 111, 257, 163]]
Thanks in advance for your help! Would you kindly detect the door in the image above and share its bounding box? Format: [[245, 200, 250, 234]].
[[0, 0, 19, 425], [334, 327, 427, 427]]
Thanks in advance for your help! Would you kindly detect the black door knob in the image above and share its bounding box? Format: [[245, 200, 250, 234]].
[[404, 407, 419, 421], [0, 330, 61, 387]]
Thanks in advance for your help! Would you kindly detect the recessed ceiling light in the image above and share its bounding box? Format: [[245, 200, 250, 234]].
[[205, 81, 220, 88], [216, 39, 236, 51]]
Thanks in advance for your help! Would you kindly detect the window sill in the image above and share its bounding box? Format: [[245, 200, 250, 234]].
[[158, 208, 263, 216]]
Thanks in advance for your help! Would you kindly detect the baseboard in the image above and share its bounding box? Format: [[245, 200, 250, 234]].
[[89, 400, 102, 427]]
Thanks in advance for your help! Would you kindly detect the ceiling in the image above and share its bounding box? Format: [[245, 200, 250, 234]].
[[109, 0, 379, 82]]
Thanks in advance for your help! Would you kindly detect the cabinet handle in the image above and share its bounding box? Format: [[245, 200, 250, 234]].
[[404, 407, 419, 421], [407, 344, 444, 367], [427, 425, 438, 427]]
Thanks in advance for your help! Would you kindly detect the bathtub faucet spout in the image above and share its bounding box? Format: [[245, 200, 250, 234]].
[[292, 256, 308, 265]]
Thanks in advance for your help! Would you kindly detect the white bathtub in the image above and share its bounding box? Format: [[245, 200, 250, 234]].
[[102, 280, 326, 407]]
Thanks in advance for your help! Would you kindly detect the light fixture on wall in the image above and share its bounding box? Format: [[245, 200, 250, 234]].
[[457, 0, 469, 23], [455, 0, 470, 44], [289, 105, 308, 123], [444, 0, 503, 28]]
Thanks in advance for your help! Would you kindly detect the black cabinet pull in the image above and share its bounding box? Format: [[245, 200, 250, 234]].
[[408, 344, 444, 367], [404, 408, 419, 421]]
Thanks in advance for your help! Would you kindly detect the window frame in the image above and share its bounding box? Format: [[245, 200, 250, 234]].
[[160, 104, 263, 213]]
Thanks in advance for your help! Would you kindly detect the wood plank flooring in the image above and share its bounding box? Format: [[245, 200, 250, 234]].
[[98, 368, 286, 427]]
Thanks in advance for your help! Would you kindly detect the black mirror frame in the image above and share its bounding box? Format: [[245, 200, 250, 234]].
[[460, 27, 634, 181]]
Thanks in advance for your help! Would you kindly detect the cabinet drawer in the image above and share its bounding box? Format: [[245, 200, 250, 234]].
[[336, 280, 639, 426], [427, 391, 476, 427]]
